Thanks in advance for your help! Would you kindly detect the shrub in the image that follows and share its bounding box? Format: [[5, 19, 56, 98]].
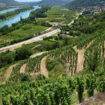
[[0, 51, 15, 68], [15, 46, 32, 60]]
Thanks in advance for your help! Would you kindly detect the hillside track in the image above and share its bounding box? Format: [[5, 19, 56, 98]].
[[40, 56, 48, 78], [3, 64, 18, 84], [79, 93, 105, 105], [74, 40, 94, 72], [20, 63, 27, 74]]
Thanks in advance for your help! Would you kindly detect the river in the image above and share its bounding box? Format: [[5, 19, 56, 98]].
[[0, 6, 40, 28], [0, 8, 19, 14]]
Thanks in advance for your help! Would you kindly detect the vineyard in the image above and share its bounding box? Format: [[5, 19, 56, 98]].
[[0, 68, 105, 105], [0, 7, 105, 105]]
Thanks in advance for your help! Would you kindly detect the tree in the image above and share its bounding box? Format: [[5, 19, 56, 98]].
[[0, 51, 15, 68], [15, 46, 32, 60]]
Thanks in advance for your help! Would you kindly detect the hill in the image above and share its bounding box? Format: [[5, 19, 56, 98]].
[[66, 0, 105, 8], [0, 0, 20, 8], [0, 4, 105, 105], [39, 0, 73, 4]]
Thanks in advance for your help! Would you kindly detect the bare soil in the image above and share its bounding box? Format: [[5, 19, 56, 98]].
[[20, 63, 27, 74], [3, 64, 17, 84], [74, 40, 94, 72], [79, 93, 105, 105], [40, 56, 48, 78]]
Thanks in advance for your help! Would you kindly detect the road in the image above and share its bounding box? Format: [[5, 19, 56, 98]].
[[30, 51, 46, 58], [68, 11, 84, 26], [0, 11, 84, 53], [0, 29, 60, 52]]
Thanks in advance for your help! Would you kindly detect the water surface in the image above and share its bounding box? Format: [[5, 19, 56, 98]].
[[0, 8, 19, 14], [0, 6, 40, 28]]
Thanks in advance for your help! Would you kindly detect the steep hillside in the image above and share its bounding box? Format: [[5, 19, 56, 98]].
[[0, 0, 20, 8], [39, 0, 73, 4], [0, 4, 105, 105], [66, 0, 105, 8]]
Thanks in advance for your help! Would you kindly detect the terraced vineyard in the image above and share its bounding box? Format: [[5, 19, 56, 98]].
[[0, 6, 105, 105]]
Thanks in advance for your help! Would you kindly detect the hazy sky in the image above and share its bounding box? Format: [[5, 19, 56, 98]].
[[16, 0, 42, 2]]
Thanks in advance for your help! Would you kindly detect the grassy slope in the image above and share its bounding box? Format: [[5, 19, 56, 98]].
[[0, 8, 105, 105], [66, 0, 105, 8], [0, 24, 47, 47], [39, 0, 72, 4], [0, 0, 20, 7]]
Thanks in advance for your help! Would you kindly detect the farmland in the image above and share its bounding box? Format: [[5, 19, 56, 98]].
[[0, 3, 105, 105], [36, 5, 77, 25]]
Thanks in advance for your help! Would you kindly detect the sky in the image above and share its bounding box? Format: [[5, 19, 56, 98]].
[[15, 0, 42, 2]]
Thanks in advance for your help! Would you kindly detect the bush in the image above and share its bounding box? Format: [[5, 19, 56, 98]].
[[21, 74, 31, 82], [36, 74, 46, 80], [22, 25, 32, 30], [0, 51, 15, 68], [15, 46, 32, 60], [41, 22, 52, 27]]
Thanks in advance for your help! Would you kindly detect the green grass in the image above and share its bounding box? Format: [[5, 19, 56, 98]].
[[9, 24, 47, 37], [0, 24, 47, 48]]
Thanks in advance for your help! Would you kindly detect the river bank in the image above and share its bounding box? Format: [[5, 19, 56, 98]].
[[0, 6, 40, 28], [0, 6, 34, 22]]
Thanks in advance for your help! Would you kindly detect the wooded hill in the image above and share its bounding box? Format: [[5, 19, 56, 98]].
[[39, 0, 73, 4], [66, 0, 105, 8], [0, 0, 21, 8]]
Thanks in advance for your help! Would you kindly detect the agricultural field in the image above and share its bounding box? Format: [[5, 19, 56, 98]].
[[36, 5, 77, 25], [0, 5, 78, 48], [0, 6, 52, 48], [0, 24, 47, 48], [0, 4, 105, 105]]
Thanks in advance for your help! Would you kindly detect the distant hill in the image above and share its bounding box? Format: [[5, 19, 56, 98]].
[[0, 0, 20, 8], [0, 0, 73, 8], [66, 0, 105, 8], [39, 0, 73, 4]]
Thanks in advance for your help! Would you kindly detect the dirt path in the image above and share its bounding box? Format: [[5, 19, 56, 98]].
[[30, 52, 46, 58], [74, 47, 85, 72], [3, 64, 17, 84], [40, 56, 48, 78], [79, 93, 105, 105], [68, 11, 84, 26], [20, 52, 47, 74], [30, 72, 40, 77], [23, 55, 49, 77], [74, 41, 93, 72], [20, 63, 27, 74], [32, 44, 41, 50], [2, 52, 47, 84]]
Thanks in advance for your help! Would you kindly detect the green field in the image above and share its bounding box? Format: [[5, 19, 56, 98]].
[[0, 5, 77, 48], [36, 6, 77, 25], [0, 6, 105, 105], [0, 24, 47, 48]]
